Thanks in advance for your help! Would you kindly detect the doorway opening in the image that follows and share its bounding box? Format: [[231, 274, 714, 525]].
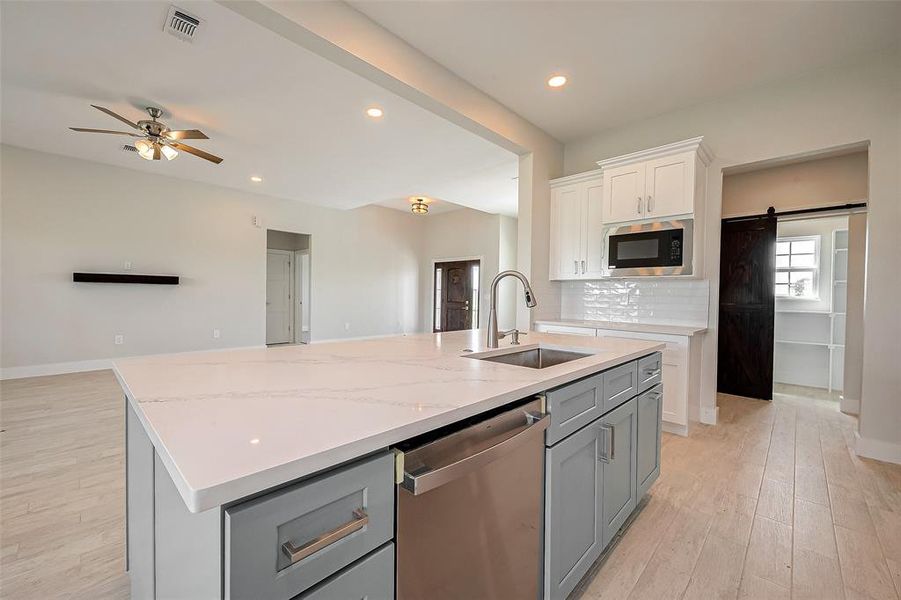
[[433, 259, 480, 333], [266, 230, 311, 346], [717, 206, 866, 407]]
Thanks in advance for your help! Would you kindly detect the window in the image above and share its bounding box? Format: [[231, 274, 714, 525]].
[[775, 236, 819, 299]]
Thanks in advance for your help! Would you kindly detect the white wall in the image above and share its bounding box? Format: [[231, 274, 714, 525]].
[[0, 145, 425, 374], [563, 50, 901, 462], [418, 209, 518, 332]]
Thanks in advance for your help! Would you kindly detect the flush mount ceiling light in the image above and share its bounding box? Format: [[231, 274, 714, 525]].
[[547, 74, 568, 88], [250, 175, 263, 183], [366, 107, 384, 119], [410, 196, 430, 215]]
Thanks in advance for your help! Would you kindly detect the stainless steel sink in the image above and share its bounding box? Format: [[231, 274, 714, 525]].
[[469, 347, 592, 369]]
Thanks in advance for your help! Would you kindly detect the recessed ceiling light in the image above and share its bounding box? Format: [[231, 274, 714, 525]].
[[547, 74, 567, 88], [250, 176, 263, 183], [366, 107, 384, 119]]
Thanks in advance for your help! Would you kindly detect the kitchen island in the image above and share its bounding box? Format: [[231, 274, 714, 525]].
[[116, 329, 664, 600]]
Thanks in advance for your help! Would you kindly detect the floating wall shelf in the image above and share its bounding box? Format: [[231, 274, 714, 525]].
[[73, 273, 179, 285]]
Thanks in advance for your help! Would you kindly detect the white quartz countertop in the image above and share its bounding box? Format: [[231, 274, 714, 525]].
[[535, 319, 707, 337], [114, 330, 663, 513]]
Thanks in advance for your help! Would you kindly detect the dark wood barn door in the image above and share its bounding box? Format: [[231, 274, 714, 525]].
[[434, 260, 479, 332], [717, 215, 777, 400]]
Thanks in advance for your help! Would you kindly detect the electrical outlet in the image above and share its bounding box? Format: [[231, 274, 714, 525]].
[[252, 215, 262, 228], [114, 335, 124, 345], [124, 261, 133, 271], [344, 322, 351, 331], [212, 328, 221, 339]]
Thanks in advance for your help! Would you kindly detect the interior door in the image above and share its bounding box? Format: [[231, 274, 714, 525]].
[[645, 153, 693, 218], [435, 260, 478, 332], [266, 250, 293, 344], [718, 215, 777, 399], [604, 163, 646, 223]]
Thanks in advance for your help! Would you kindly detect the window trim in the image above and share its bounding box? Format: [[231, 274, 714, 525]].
[[775, 234, 821, 300]]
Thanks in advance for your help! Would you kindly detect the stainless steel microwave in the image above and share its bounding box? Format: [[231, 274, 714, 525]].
[[605, 219, 693, 276]]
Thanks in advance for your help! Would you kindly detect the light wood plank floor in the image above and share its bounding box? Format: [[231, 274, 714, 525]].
[[2, 371, 900, 599]]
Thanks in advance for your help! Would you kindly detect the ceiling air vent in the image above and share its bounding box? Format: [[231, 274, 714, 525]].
[[164, 6, 201, 43], [122, 144, 138, 153]]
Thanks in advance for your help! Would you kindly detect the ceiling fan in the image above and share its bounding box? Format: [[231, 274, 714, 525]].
[[70, 105, 223, 164]]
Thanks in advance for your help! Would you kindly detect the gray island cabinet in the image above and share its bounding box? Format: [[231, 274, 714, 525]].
[[119, 332, 663, 600]]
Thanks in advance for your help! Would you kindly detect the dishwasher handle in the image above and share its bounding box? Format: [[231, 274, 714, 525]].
[[401, 412, 549, 496]]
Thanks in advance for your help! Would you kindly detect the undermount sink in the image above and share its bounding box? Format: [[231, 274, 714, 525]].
[[467, 347, 593, 369]]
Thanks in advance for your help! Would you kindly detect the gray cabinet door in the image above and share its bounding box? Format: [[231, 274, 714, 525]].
[[544, 422, 604, 600], [599, 398, 638, 548], [296, 543, 394, 600], [637, 385, 663, 498]]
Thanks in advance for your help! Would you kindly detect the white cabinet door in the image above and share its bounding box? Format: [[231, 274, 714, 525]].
[[603, 163, 645, 223], [582, 179, 605, 278], [645, 152, 694, 218], [661, 362, 686, 426], [550, 184, 583, 280]]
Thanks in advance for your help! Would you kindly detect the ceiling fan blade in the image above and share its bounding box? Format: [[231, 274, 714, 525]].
[[153, 144, 161, 161], [70, 127, 142, 137], [169, 141, 223, 164], [91, 104, 141, 130], [163, 129, 209, 140]]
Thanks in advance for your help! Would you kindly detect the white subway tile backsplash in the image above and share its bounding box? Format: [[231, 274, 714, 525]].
[[557, 279, 709, 328]]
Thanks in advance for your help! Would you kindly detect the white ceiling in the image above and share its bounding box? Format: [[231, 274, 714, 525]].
[[0, 1, 518, 215], [352, 1, 901, 143]]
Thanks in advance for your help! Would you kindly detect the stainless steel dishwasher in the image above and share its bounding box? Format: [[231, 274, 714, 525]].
[[395, 398, 549, 600]]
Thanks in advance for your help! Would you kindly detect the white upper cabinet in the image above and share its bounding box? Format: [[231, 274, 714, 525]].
[[598, 137, 711, 224], [604, 162, 646, 222], [549, 170, 604, 281]]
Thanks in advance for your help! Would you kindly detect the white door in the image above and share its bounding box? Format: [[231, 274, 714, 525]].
[[582, 179, 605, 278], [266, 250, 293, 344], [604, 162, 646, 223], [550, 185, 582, 279], [645, 152, 694, 218]]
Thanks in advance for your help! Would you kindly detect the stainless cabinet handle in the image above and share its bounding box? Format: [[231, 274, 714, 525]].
[[599, 424, 615, 463], [647, 195, 654, 213], [282, 509, 368, 565], [643, 368, 662, 378], [636, 197, 642, 215], [581, 260, 586, 274], [573, 260, 578, 275]]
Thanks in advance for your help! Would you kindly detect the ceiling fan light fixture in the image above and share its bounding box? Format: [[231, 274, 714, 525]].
[[160, 144, 178, 161], [134, 139, 155, 160]]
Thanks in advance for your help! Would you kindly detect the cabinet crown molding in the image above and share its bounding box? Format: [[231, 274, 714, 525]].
[[596, 136, 713, 171], [549, 168, 604, 187]]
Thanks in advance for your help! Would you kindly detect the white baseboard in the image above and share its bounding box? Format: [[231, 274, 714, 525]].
[[855, 431, 901, 465], [662, 422, 689, 437], [1, 359, 112, 380], [700, 405, 719, 425], [840, 396, 860, 415]]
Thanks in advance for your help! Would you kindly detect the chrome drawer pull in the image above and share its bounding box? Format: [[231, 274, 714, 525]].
[[281, 508, 368, 565], [643, 368, 661, 378]]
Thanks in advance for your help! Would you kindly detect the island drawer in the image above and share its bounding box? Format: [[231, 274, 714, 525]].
[[602, 360, 638, 412], [224, 452, 394, 600], [295, 542, 394, 600], [637, 352, 663, 393], [544, 372, 604, 446]]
